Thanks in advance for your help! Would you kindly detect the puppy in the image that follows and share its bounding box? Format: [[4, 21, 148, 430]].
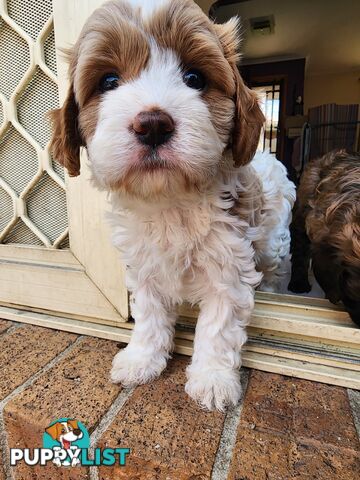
[[45, 419, 83, 449], [289, 150, 360, 326], [45, 420, 83, 466], [50, 0, 295, 410]]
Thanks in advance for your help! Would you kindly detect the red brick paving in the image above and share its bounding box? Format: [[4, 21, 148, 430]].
[[228, 370, 360, 480], [4, 337, 119, 480], [0, 325, 77, 400], [0, 323, 358, 479], [97, 357, 225, 480]]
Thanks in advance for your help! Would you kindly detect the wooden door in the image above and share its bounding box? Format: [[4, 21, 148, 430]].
[[0, 0, 128, 326]]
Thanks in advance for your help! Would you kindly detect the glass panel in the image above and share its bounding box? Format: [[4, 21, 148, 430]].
[[253, 84, 280, 155]]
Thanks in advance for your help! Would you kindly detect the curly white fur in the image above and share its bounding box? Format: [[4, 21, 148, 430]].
[[108, 151, 295, 411], [251, 151, 296, 291]]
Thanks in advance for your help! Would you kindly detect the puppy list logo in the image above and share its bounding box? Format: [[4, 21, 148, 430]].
[[43, 418, 89, 467], [10, 418, 130, 468]]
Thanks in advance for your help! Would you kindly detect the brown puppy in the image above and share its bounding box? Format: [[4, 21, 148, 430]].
[[289, 149, 360, 325]]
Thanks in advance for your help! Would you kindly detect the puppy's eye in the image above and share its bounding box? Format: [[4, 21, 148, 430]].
[[99, 73, 120, 93], [183, 69, 206, 91]]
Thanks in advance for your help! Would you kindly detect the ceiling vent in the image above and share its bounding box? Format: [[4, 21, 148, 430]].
[[249, 15, 275, 36]]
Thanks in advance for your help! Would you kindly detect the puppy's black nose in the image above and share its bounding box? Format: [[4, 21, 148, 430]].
[[133, 110, 175, 147], [73, 429, 81, 436]]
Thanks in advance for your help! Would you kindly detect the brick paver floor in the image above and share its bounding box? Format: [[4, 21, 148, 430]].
[[0, 320, 359, 479]]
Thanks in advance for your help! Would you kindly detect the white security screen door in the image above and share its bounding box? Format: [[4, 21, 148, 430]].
[[0, 0, 129, 326]]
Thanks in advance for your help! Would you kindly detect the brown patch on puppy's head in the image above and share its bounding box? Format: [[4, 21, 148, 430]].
[[150, 4, 265, 167], [67, 419, 79, 430]]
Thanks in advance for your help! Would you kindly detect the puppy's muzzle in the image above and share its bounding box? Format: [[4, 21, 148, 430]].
[[133, 110, 175, 148]]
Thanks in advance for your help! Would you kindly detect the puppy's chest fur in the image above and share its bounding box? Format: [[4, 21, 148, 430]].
[[110, 193, 257, 304]]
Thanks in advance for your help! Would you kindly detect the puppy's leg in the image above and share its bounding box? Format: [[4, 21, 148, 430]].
[[312, 253, 341, 304], [257, 237, 289, 293], [258, 200, 294, 293], [185, 263, 259, 411], [185, 289, 253, 411], [288, 205, 312, 293], [111, 285, 176, 386], [259, 260, 284, 292]]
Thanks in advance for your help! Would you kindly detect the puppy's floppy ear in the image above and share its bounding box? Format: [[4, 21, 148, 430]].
[[68, 419, 79, 430], [232, 69, 265, 166], [49, 85, 83, 177], [45, 422, 61, 441], [213, 17, 265, 166]]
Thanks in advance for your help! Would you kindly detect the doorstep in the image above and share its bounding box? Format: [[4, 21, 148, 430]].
[[0, 321, 359, 479]]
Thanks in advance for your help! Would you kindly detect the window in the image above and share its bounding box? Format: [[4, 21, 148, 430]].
[[253, 83, 281, 155]]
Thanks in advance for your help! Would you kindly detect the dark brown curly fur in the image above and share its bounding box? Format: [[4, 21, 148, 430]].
[[288, 150, 360, 326]]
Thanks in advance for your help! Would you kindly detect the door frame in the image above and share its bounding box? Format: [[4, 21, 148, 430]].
[[241, 59, 306, 172], [0, 0, 129, 325]]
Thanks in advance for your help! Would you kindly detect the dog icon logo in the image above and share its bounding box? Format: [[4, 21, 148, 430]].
[[43, 418, 89, 467], [10, 417, 128, 468]]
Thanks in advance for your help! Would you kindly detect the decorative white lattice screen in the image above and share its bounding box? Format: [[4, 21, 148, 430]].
[[0, 0, 69, 248]]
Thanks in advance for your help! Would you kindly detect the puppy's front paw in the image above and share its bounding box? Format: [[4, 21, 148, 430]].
[[185, 366, 242, 412], [110, 347, 168, 386]]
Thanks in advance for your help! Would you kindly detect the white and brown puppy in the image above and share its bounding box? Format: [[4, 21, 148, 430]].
[[45, 420, 83, 466], [50, 0, 295, 410], [45, 420, 83, 450]]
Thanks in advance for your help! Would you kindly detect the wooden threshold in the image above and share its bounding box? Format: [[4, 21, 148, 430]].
[[0, 303, 359, 390]]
